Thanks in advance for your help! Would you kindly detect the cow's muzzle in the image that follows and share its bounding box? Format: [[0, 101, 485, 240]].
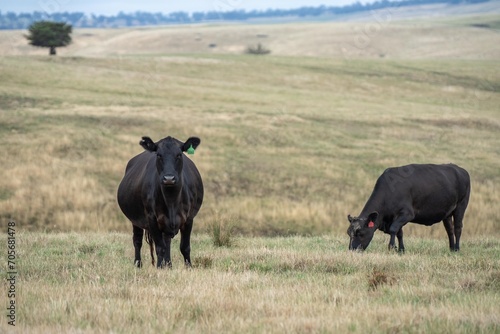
[[349, 238, 364, 251], [162, 175, 176, 186]]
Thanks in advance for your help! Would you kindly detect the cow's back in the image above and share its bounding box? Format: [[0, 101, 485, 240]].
[[373, 164, 470, 225]]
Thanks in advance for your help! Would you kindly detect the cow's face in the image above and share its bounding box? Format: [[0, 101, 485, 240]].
[[140, 136, 200, 187], [347, 212, 378, 251]]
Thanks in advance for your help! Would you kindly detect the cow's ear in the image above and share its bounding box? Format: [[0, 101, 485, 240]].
[[140, 136, 157, 152], [348, 214, 354, 223], [182, 137, 201, 152], [367, 211, 378, 225]]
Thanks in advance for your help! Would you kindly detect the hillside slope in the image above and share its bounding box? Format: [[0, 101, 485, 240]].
[[0, 10, 499, 59]]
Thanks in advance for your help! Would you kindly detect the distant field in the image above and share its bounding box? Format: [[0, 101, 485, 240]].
[[0, 15, 499, 238], [0, 12, 499, 59]]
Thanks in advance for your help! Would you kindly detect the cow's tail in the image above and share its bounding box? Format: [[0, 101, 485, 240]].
[[145, 230, 155, 266]]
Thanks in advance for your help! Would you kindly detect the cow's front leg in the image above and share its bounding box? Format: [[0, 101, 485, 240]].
[[156, 214, 172, 268], [150, 231, 169, 268], [148, 213, 170, 269], [388, 233, 397, 251], [388, 210, 413, 251], [180, 218, 193, 267], [162, 234, 172, 268], [132, 225, 144, 267]]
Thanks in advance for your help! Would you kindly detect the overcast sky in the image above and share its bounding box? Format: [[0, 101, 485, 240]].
[[0, 1, 360, 15]]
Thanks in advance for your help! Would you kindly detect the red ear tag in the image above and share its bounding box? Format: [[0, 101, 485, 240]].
[[368, 221, 375, 228]]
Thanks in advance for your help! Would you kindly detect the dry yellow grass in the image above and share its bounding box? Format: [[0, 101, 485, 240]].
[[0, 232, 498, 333], [0, 15, 499, 239]]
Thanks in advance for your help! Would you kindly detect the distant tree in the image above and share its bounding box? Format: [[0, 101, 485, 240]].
[[192, 12, 206, 22], [25, 21, 72, 55]]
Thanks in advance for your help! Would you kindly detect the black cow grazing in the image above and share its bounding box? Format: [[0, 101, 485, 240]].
[[347, 163, 470, 252], [117, 136, 204, 268]]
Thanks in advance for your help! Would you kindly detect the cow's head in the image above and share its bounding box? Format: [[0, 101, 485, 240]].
[[140, 136, 200, 188], [347, 211, 378, 251]]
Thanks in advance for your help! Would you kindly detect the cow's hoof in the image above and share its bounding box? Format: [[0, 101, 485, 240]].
[[158, 260, 172, 269], [134, 260, 142, 268]]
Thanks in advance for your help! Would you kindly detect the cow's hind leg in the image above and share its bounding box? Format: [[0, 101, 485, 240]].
[[180, 218, 194, 267], [451, 196, 469, 251], [132, 225, 144, 268], [442, 216, 456, 251]]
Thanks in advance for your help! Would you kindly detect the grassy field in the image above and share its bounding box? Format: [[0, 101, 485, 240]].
[[0, 13, 500, 332], [0, 50, 498, 237], [1, 232, 499, 333]]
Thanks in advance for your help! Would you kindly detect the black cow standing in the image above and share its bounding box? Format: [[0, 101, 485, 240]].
[[117, 136, 204, 268], [347, 163, 470, 252]]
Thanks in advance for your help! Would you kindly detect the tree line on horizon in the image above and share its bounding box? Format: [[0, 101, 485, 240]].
[[0, 0, 490, 30]]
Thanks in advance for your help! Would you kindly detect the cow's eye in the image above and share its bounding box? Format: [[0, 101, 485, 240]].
[[176, 153, 182, 159], [156, 154, 162, 159]]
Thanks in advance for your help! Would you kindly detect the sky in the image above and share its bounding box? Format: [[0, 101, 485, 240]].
[[0, 1, 360, 15]]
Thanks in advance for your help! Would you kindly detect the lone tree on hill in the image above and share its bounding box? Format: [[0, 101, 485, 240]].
[[25, 21, 72, 55]]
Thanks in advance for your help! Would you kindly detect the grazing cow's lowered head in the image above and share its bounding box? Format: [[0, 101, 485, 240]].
[[347, 212, 378, 251], [140, 136, 200, 189]]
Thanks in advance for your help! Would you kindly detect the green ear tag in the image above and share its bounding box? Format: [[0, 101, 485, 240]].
[[187, 144, 195, 155]]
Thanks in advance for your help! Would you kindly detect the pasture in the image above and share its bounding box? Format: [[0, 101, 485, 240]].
[[2, 232, 500, 333], [1, 12, 500, 333]]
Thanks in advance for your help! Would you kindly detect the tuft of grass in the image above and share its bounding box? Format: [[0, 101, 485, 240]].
[[368, 267, 396, 290], [194, 255, 214, 268], [207, 211, 237, 247]]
